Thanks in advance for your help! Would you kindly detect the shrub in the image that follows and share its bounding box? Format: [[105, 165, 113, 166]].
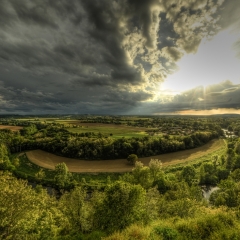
[[153, 226, 178, 240]]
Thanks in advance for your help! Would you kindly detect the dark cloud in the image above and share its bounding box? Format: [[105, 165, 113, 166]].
[[10, 0, 58, 29], [158, 12, 179, 49], [0, 1, 16, 27], [81, 0, 145, 85], [162, 46, 183, 61], [0, 0, 238, 114], [127, 0, 161, 48]]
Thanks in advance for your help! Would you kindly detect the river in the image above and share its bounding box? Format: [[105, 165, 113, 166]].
[[202, 186, 220, 200]]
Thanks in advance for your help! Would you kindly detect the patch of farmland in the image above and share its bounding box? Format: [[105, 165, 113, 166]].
[[0, 125, 23, 131], [65, 122, 151, 138], [26, 139, 225, 173]]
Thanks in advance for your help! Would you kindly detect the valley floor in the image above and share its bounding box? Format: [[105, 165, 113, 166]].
[[26, 139, 225, 172]]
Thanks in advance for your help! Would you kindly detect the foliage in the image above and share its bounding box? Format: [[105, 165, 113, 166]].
[[199, 162, 218, 185], [35, 168, 46, 181], [93, 181, 146, 233], [59, 186, 92, 232], [104, 210, 240, 240], [235, 141, 240, 154], [1, 115, 240, 238], [154, 225, 178, 239], [54, 162, 72, 189], [149, 159, 163, 182], [0, 143, 15, 171], [127, 154, 138, 165], [0, 171, 67, 239], [1, 116, 223, 160], [209, 179, 240, 207], [181, 165, 196, 186], [20, 124, 38, 136]]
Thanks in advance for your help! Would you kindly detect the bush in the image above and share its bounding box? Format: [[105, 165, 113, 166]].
[[154, 226, 178, 240], [85, 231, 106, 240]]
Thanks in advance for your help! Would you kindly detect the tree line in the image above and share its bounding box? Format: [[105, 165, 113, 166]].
[[1, 124, 221, 160]]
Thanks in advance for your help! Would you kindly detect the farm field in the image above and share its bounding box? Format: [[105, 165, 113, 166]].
[[26, 139, 226, 173], [0, 125, 23, 131], [66, 123, 150, 138], [16, 118, 153, 138], [16, 118, 60, 121]]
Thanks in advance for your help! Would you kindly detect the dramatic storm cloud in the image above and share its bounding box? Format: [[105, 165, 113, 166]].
[[0, 0, 239, 114]]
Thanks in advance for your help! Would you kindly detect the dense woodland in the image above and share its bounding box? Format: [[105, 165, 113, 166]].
[[1, 115, 240, 239], [1, 115, 237, 160]]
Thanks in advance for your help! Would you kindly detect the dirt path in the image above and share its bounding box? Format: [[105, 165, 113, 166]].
[[26, 139, 225, 173]]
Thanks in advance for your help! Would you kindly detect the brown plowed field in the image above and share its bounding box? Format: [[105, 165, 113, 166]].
[[0, 125, 23, 131], [25, 139, 225, 173]]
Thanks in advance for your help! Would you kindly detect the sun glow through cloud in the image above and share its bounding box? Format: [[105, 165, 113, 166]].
[[161, 29, 240, 94], [153, 108, 240, 116]]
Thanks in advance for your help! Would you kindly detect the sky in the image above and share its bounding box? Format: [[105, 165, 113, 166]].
[[0, 0, 240, 115]]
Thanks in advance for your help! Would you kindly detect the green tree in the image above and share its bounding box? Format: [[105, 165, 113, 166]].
[[127, 154, 138, 165], [232, 155, 240, 170], [20, 124, 38, 136], [231, 169, 240, 182], [210, 179, 239, 208], [93, 181, 146, 232], [12, 157, 20, 167], [144, 187, 161, 221], [132, 161, 153, 189], [226, 150, 235, 170], [212, 155, 219, 169], [154, 176, 171, 194], [35, 168, 46, 181], [235, 141, 240, 154], [60, 186, 92, 232], [54, 162, 71, 189], [149, 159, 163, 182], [0, 143, 14, 171], [181, 165, 196, 186], [199, 163, 218, 185], [0, 171, 67, 239]]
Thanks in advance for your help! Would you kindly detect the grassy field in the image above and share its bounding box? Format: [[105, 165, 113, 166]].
[[16, 118, 152, 138], [25, 139, 226, 173], [12, 153, 122, 188], [55, 121, 151, 138], [67, 123, 149, 138], [16, 118, 61, 122], [15, 153, 56, 180]]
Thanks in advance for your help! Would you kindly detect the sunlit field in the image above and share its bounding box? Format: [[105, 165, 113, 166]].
[[25, 139, 225, 173]]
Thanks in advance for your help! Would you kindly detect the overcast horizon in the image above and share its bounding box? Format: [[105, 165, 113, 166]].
[[0, 0, 240, 115]]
